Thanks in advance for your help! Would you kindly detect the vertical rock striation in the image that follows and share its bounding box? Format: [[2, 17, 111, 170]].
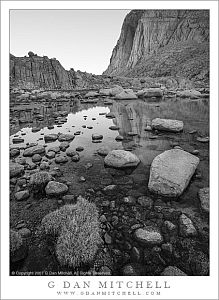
[[103, 10, 209, 83]]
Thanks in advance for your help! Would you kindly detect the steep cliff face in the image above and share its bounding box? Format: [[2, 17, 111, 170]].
[[10, 53, 76, 89], [103, 10, 209, 83], [10, 52, 111, 90]]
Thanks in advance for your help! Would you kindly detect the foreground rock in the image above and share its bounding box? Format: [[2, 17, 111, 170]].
[[23, 145, 45, 157], [179, 214, 197, 237], [151, 118, 184, 132], [29, 171, 52, 193], [148, 149, 199, 197], [45, 181, 68, 196], [134, 226, 163, 245], [160, 266, 187, 276], [198, 187, 209, 213], [14, 190, 30, 201], [104, 150, 140, 168], [10, 163, 24, 178], [10, 229, 28, 263]]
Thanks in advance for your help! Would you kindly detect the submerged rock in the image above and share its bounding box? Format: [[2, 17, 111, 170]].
[[198, 187, 209, 213], [45, 181, 68, 196], [148, 149, 199, 197], [104, 150, 140, 168], [151, 118, 184, 132]]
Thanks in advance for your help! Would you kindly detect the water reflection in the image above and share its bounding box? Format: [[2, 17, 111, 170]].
[[10, 97, 209, 167]]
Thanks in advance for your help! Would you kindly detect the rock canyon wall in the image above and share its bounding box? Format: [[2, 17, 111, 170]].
[[103, 10, 209, 84]]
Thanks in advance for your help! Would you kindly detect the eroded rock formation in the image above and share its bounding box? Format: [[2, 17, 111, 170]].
[[103, 10, 209, 84]]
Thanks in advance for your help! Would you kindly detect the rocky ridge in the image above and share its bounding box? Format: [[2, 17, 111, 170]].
[[10, 52, 107, 90]]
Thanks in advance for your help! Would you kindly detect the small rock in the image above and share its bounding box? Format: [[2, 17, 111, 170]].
[[122, 264, 140, 276], [32, 154, 42, 162], [14, 190, 30, 201], [137, 196, 153, 209], [109, 125, 120, 130], [10, 163, 24, 178], [55, 155, 68, 164], [79, 176, 86, 182], [85, 162, 93, 169], [160, 266, 187, 276], [76, 146, 84, 152], [62, 194, 75, 201], [179, 214, 197, 237], [134, 226, 163, 245], [46, 151, 56, 159], [198, 187, 209, 213], [115, 135, 124, 141], [131, 247, 141, 262], [18, 228, 31, 238], [122, 196, 136, 205], [71, 154, 80, 162], [161, 243, 173, 255], [92, 134, 103, 140], [40, 162, 50, 170], [197, 136, 209, 143], [99, 215, 107, 223], [97, 147, 110, 156], [98, 266, 112, 275], [45, 181, 68, 196], [103, 185, 117, 194], [104, 233, 112, 244]]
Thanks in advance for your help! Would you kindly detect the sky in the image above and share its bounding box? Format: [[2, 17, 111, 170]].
[[10, 10, 130, 75]]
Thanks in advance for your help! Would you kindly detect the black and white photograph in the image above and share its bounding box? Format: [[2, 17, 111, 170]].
[[1, 1, 218, 300]]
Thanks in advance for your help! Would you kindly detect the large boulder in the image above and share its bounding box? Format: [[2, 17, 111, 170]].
[[176, 89, 201, 99], [137, 88, 163, 98], [23, 145, 45, 157], [45, 181, 68, 196], [115, 89, 137, 100], [151, 118, 184, 132], [104, 150, 140, 168], [148, 149, 199, 197], [10, 163, 24, 178]]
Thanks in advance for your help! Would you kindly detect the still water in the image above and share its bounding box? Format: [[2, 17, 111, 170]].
[[10, 97, 209, 168]]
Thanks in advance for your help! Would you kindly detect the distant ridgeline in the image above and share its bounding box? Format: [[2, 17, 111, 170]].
[[103, 10, 209, 85], [10, 52, 106, 90]]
